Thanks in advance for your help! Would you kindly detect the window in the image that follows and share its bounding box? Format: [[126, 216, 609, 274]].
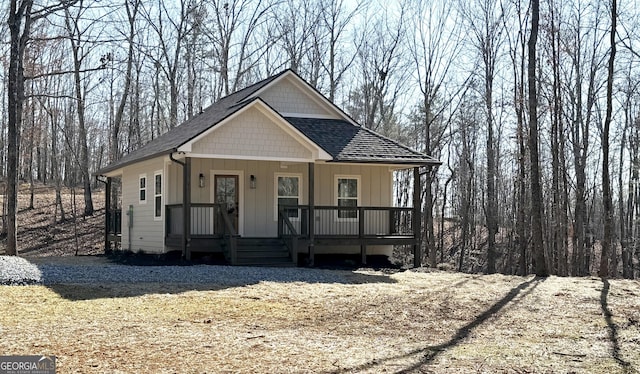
[[139, 175, 147, 204], [336, 176, 359, 219], [275, 174, 301, 220], [154, 172, 162, 219]]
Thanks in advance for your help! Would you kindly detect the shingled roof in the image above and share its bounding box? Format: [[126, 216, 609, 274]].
[[96, 71, 286, 174], [97, 70, 438, 175], [286, 118, 438, 164]]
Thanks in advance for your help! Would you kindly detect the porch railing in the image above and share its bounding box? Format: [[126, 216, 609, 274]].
[[166, 203, 224, 237], [280, 205, 415, 238], [106, 209, 122, 236], [218, 206, 239, 264], [165, 203, 239, 262], [277, 207, 299, 265]]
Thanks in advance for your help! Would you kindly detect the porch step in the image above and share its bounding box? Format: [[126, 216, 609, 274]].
[[234, 238, 295, 267]]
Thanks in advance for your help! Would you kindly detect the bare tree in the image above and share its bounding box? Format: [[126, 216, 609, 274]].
[[544, 0, 569, 275], [6, 0, 78, 255], [528, 0, 548, 276], [619, 61, 639, 279], [142, 0, 193, 129], [204, 0, 274, 98], [348, 6, 408, 133], [319, 0, 365, 101], [111, 0, 140, 163], [273, 0, 321, 75], [409, 0, 464, 267], [454, 89, 481, 272], [64, 0, 103, 216], [599, 0, 616, 277], [461, 0, 505, 273], [563, 2, 607, 276], [503, 0, 530, 275]]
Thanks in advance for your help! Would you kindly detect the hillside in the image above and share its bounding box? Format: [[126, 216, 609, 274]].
[[0, 184, 104, 256]]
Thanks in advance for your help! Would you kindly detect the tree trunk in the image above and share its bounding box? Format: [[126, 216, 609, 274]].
[[6, 0, 35, 255], [486, 74, 497, 274], [111, 0, 139, 165], [527, 0, 548, 277], [599, 0, 616, 278], [72, 44, 94, 216], [624, 123, 638, 278], [66, 6, 94, 217], [619, 115, 629, 278]]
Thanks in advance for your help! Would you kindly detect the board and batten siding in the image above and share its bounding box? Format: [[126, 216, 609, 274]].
[[190, 107, 313, 160], [170, 159, 308, 237], [314, 163, 393, 256], [121, 157, 165, 253]]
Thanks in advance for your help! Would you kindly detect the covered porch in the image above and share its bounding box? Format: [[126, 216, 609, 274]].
[[159, 160, 423, 266]]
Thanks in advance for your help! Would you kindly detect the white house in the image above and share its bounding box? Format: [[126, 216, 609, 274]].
[[96, 70, 439, 266]]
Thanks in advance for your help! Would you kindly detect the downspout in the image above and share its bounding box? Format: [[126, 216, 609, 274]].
[[170, 152, 190, 259]]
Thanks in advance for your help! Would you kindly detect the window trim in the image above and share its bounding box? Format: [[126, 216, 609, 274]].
[[153, 170, 162, 221], [274, 173, 302, 221], [139, 174, 147, 205], [335, 175, 361, 221]]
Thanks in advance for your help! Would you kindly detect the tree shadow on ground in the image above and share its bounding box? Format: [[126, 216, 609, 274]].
[[331, 275, 546, 373], [600, 278, 634, 373]]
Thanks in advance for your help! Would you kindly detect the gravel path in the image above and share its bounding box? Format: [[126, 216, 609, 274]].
[[0, 256, 362, 286]]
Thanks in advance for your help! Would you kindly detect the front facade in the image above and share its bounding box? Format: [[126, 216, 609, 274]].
[[98, 70, 438, 266]]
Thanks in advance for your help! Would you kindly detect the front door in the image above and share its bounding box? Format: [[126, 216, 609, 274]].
[[214, 175, 239, 233]]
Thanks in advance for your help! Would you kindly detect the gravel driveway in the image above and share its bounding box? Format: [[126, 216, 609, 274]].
[[0, 255, 363, 286]]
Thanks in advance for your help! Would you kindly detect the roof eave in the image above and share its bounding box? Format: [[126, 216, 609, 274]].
[[94, 149, 176, 177], [329, 158, 442, 166]]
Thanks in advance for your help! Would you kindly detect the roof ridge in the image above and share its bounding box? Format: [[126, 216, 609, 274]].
[[221, 69, 291, 105]]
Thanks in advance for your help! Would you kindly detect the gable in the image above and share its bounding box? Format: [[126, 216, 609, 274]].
[[190, 106, 314, 161], [259, 77, 337, 117]]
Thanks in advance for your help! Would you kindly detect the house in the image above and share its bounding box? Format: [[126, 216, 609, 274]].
[[96, 70, 439, 266]]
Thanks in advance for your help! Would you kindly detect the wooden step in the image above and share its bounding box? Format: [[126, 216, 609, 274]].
[[237, 237, 285, 246], [234, 237, 295, 267]]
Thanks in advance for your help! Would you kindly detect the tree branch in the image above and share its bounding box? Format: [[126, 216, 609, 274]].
[[25, 66, 106, 81]]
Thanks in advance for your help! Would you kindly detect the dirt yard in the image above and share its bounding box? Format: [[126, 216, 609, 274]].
[[0, 185, 104, 257], [1, 269, 639, 373]]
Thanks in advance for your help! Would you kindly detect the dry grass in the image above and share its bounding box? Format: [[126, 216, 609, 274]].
[[1, 270, 639, 373]]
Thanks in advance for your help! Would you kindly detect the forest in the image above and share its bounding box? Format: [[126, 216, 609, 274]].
[[1, 0, 639, 278]]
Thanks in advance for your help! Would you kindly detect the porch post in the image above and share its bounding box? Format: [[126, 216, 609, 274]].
[[104, 177, 112, 253], [413, 166, 422, 268], [183, 157, 192, 260], [308, 162, 315, 266]]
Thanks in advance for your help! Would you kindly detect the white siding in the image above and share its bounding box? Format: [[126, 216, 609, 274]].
[[260, 79, 333, 116], [187, 159, 307, 237], [191, 107, 312, 160], [121, 157, 166, 254], [314, 164, 392, 206]]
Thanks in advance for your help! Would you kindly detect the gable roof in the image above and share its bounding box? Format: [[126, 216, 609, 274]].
[[96, 69, 438, 175]]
